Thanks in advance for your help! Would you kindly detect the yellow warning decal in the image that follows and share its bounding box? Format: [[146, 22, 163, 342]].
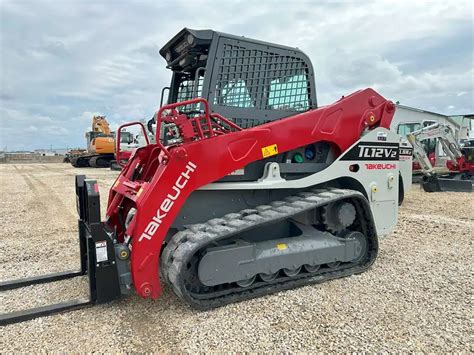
[[261, 144, 278, 158], [277, 243, 287, 250]]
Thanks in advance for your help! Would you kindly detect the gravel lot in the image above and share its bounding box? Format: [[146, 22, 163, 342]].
[[1, 163, 472, 352]]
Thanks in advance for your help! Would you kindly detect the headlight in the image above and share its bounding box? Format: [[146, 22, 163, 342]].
[[186, 34, 195, 46], [165, 51, 172, 62]]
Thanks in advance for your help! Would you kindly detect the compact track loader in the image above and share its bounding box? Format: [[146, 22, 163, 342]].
[[1, 29, 412, 325]]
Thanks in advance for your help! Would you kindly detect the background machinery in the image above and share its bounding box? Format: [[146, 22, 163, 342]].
[[63, 148, 86, 163], [446, 138, 474, 177], [69, 116, 151, 168], [454, 115, 474, 176], [69, 115, 118, 168], [1, 28, 412, 325], [407, 122, 473, 192]]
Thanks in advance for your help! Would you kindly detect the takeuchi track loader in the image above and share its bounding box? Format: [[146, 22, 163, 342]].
[[0, 28, 413, 325]]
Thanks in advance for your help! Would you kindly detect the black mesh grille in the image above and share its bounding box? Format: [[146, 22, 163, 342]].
[[176, 76, 204, 112], [214, 44, 311, 112]]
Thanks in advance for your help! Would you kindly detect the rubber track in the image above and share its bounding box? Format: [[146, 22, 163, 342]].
[[161, 188, 378, 310]]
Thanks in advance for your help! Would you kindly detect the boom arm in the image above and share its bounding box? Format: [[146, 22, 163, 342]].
[[407, 123, 462, 176], [92, 116, 112, 135]]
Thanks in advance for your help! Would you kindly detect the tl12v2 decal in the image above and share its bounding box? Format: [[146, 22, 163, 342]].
[[340, 141, 400, 161]]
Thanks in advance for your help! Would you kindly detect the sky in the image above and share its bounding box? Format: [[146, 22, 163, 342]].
[[0, 0, 473, 151]]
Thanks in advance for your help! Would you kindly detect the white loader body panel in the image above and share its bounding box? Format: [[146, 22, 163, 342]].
[[202, 128, 412, 237]]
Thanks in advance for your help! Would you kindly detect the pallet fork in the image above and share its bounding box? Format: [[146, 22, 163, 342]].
[[0, 176, 122, 326]]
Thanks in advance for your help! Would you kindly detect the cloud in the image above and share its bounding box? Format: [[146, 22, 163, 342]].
[[42, 126, 69, 136], [80, 111, 103, 121], [25, 126, 38, 132], [0, 0, 473, 150]]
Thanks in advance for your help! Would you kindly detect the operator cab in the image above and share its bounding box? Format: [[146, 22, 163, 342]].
[[159, 28, 317, 128], [132, 29, 330, 182]]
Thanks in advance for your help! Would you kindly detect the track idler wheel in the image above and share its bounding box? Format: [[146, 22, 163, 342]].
[[322, 201, 356, 232]]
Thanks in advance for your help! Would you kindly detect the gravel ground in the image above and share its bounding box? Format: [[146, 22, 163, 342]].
[[1, 163, 472, 352]]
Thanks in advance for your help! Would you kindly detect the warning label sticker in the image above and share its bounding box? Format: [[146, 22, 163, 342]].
[[276, 243, 287, 250], [95, 241, 108, 262], [261, 144, 278, 158]]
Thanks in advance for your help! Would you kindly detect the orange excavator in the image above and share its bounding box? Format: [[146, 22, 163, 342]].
[[69, 116, 126, 168]]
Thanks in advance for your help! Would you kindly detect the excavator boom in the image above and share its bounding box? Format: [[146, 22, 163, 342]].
[[92, 115, 112, 134]]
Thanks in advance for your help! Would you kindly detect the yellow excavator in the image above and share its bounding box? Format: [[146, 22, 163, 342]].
[[69, 116, 120, 168]]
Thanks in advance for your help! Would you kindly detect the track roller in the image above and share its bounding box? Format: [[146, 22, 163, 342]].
[[236, 276, 256, 288], [283, 266, 302, 277], [259, 272, 279, 282], [304, 264, 321, 273]]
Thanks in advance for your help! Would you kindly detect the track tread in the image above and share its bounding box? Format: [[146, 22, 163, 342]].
[[161, 188, 378, 310]]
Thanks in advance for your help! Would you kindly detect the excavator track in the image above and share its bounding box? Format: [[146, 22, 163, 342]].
[[161, 188, 378, 310], [70, 156, 90, 168], [89, 155, 112, 168]]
